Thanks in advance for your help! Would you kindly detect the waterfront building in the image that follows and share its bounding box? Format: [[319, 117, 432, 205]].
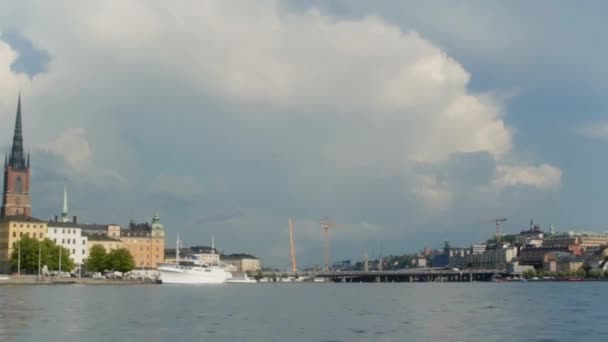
[[0, 215, 48, 272], [471, 244, 487, 254], [518, 245, 582, 268], [2, 95, 32, 218], [120, 215, 165, 269], [543, 252, 584, 273], [46, 186, 88, 270], [221, 254, 262, 273], [450, 247, 517, 270]]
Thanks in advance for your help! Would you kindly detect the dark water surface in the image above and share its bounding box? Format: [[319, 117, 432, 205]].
[[0, 282, 606, 341]]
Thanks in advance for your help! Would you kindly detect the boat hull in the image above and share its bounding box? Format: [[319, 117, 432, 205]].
[[158, 265, 232, 284]]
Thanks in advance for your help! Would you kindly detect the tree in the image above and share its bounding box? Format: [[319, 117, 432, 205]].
[[85, 245, 108, 273], [522, 269, 536, 279], [106, 248, 135, 273], [10, 237, 75, 274]]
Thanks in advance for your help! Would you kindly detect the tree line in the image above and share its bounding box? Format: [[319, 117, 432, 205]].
[[10, 236, 135, 274]]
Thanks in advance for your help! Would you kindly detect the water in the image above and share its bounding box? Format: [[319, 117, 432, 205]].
[[0, 282, 607, 341]]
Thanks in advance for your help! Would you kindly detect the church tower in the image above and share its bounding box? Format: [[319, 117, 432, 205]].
[[2, 95, 31, 217]]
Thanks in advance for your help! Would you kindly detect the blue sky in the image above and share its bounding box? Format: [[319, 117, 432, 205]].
[[0, 1, 607, 269]]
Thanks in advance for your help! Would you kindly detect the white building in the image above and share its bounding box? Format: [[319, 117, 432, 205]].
[[46, 186, 88, 271]]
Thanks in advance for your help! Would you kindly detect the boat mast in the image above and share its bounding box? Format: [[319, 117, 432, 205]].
[[176, 233, 180, 263]]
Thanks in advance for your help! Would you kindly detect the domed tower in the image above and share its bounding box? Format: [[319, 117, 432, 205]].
[[2, 95, 31, 218], [151, 213, 165, 237]]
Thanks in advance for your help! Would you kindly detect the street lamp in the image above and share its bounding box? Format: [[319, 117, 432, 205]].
[[17, 241, 21, 276], [37, 242, 41, 281]]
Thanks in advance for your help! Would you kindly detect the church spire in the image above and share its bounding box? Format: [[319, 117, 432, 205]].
[[61, 184, 69, 222], [9, 93, 26, 170]]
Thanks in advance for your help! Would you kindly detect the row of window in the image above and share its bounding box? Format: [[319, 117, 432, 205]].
[[52, 238, 84, 245], [13, 231, 43, 238], [12, 223, 44, 229], [52, 228, 80, 235]]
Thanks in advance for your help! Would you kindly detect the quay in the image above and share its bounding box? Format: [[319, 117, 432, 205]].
[[0, 275, 152, 285]]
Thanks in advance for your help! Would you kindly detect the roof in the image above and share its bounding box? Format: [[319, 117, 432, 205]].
[[0, 215, 47, 223], [84, 233, 121, 242]]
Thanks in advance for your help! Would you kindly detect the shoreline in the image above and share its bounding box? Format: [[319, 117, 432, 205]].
[[0, 275, 155, 285]]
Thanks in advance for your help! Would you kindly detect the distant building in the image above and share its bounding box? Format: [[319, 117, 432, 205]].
[[221, 254, 261, 273], [120, 215, 165, 269], [0, 215, 48, 272], [86, 233, 123, 253], [2, 95, 32, 218], [543, 232, 608, 251], [46, 186, 88, 271], [543, 252, 584, 273], [450, 247, 517, 270]]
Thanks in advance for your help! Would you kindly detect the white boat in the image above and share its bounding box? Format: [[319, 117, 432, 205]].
[[227, 273, 257, 284], [159, 234, 232, 284]]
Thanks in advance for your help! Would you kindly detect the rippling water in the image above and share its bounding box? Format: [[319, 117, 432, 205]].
[[1, 282, 607, 341]]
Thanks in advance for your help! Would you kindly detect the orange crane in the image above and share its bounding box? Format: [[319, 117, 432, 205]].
[[320, 219, 340, 271], [288, 218, 297, 273]]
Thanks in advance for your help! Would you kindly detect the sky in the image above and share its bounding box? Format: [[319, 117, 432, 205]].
[[0, 1, 607, 269]]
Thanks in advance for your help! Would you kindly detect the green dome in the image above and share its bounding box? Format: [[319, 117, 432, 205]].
[[151, 213, 164, 230]]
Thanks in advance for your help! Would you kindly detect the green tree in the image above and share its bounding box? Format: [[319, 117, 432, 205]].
[[522, 269, 536, 279], [10, 237, 75, 274], [106, 248, 135, 273], [85, 245, 108, 273]]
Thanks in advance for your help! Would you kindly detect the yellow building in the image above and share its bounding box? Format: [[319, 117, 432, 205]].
[[0, 215, 48, 271], [86, 234, 123, 253], [120, 215, 165, 269], [222, 256, 262, 273]]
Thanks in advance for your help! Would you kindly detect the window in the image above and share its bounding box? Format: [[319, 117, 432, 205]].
[[19, 232, 23, 237], [63, 229, 65, 234], [54, 238, 56, 243], [25, 232, 29, 237], [72, 249, 75, 254], [15, 176, 23, 194], [12, 232, 16, 238], [83, 240, 85, 245], [62, 239, 65, 244], [82, 249, 85, 255], [54, 229, 57, 233], [26, 224, 29, 228]]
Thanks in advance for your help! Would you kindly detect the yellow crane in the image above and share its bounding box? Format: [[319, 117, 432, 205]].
[[320, 219, 340, 271]]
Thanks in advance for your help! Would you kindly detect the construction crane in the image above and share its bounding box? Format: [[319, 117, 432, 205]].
[[320, 218, 340, 271], [482, 217, 507, 241], [288, 218, 297, 273]]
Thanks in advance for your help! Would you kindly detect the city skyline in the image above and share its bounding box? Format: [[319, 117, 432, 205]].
[[1, 1, 608, 269]]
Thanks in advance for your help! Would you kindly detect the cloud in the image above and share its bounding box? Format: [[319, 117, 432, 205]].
[[494, 164, 562, 190], [0, 1, 563, 266], [579, 121, 608, 140], [35, 128, 126, 185]]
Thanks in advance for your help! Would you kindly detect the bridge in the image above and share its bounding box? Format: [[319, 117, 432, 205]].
[[262, 268, 509, 283]]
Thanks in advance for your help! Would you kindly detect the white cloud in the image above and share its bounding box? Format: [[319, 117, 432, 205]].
[[0, 1, 564, 264], [494, 164, 562, 190], [35, 128, 125, 185]]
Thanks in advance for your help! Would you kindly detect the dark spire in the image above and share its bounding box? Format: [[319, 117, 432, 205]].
[[8, 94, 26, 170]]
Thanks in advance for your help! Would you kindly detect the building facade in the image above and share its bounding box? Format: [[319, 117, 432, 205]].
[[121, 215, 165, 269], [2, 96, 32, 218], [47, 224, 88, 268], [86, 233, 123, 253], [222, 256, 262, 273], [0, 216, 48, 271], [46, 185, 88, 269]]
